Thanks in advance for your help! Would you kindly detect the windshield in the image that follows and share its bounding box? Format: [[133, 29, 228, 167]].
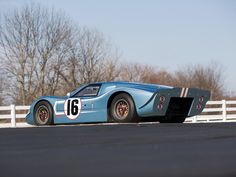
[[67, 84, 88, 97], [74, 84, 101, 97]]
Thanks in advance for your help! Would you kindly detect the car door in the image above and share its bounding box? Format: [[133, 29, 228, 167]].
[[54, 84, 103, 123], [73, 84, 101, 111], [68, 84, 102, 122]]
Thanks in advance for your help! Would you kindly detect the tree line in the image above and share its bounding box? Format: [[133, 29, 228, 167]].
[[0, 4, 226, 105]]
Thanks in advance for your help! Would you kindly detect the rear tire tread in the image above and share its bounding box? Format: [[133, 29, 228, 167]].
[[109, 93, 140, 123]]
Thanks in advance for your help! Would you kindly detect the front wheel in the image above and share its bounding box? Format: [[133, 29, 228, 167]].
[[34, 101, 53, 125], [109, 93, 139, 123]]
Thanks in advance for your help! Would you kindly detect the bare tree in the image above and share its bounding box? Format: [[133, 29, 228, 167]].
[[77, 28, 120, 84], [0, 4, 77, 104], [118, 63, 174, 86], [118, 62, 225, 100], [119, 63, 149, 82], [173, 63, 225, 100], [100, 58, 120, 81], [60, 27, 120, 94], [141, 69, 174, 85], [0, 3, 225, 104], [0, 74, 5, 106]]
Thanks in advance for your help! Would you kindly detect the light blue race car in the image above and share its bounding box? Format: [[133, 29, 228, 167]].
[[26, 81, 210, 125]]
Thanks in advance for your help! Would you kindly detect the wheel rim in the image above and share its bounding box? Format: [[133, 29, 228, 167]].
[[114, 99, 129, 120], [36, 105, 49, 124]]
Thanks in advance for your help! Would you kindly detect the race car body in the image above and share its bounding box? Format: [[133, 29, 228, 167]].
[[26, 81, 210, 125]]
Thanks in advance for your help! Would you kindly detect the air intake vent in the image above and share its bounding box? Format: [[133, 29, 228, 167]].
[[166, 97, 193, 117]]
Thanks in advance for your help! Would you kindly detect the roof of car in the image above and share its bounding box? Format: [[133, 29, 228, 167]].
[[96, 81, 173, 90]]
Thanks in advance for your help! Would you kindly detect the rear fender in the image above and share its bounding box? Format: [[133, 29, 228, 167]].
[[138, 88, 210, 117]]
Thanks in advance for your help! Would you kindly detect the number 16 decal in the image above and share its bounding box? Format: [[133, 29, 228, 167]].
[[64, 98, 82, 119]]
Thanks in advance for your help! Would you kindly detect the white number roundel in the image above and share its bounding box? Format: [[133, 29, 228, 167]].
[[64, 98, 82, 120]]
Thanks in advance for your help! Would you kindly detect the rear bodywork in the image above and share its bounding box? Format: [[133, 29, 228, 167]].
[[26, 82, 210, 125]]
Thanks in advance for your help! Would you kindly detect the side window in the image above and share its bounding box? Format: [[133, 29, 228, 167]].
[[75, 85, 100, 97]]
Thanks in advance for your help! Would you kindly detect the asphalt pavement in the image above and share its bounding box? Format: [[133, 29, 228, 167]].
[[0, 123, 236, 177]]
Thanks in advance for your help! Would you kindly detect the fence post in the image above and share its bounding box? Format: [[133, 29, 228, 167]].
[[10, 104, 16, 128], [222, 100, 226, 122], [192, 116, 197, 123]]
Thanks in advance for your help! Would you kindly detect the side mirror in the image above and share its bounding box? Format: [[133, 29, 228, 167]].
[[67, 92, 71, 97]]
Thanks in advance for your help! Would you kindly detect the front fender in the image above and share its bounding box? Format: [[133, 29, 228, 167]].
[[25, 96, 65, 125]]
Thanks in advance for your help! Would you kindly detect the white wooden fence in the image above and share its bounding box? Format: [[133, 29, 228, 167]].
[[185, 100, 236, 123], [0, 105, 30, 128], [0, 100, 236, 127]]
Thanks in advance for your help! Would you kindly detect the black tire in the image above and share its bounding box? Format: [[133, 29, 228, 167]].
[[109, 93, 139, 123], [159, 116, 186, 123], [34, 101, 53, 125]]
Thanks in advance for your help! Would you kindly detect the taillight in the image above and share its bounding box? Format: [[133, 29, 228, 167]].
[[157, 95, 165, 110], [199, 97, 204, 104], [196, 104, 201, 110], [157, 104, 163, 110], [196, 96, 204, 110], [159, 96, 165, 103]]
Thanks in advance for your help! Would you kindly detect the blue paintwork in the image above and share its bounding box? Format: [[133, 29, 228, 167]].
[[25, 81, 210, 125]]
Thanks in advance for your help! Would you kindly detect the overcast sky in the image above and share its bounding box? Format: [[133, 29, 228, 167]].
[[1, 0, 236, 93]]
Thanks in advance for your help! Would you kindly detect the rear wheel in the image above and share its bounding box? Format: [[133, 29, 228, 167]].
[[34, 101, 53, 125], [109, 93, 139, 123]]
